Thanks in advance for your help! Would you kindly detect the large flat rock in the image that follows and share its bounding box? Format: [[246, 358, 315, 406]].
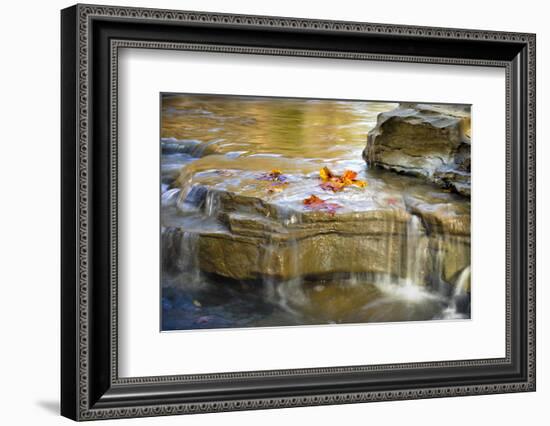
[[162, 167, 470, 288]]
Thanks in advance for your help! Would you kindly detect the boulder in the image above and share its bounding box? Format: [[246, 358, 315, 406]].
[[163, 183, 470, 289], [163, 189, 417, 281], [364, 103, 471, 196]]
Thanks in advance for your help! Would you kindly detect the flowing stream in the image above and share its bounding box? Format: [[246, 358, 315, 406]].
[[160, 95, 471, 330]]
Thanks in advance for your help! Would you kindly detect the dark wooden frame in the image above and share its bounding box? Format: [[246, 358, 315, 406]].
[[61, 3, 536, 421]]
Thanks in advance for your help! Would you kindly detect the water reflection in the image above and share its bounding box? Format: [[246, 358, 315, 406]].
[[160, 94, 470, 331], [162, 94, 395, 162]]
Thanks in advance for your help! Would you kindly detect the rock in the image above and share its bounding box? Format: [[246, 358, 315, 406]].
[[403, 193, 470, 285], [164, 189, 417, 281], [429, 235, 470, 287], [405, 193, 470, 236], [184, 185, 208, 208], [161, 138, 202, 155], [364, 103, 471, 196], [163, 155, 470, 291], [163, 183, 470, 290]]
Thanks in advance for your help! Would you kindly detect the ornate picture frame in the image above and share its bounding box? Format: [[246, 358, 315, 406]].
[[61, 4, 536, 421]]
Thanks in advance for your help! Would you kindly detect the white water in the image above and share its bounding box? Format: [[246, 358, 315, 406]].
[[454, 265, 471, 297], [439, 266, 471, 319], [405, 214, 429, 287], [162, 187, 469, 324]]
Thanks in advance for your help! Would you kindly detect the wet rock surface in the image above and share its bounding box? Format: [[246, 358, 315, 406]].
[[163, 166, 470, 290], [159, 96, 471, 329]]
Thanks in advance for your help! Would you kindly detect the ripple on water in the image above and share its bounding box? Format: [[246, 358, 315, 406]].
[[159, 95, 470, 330]]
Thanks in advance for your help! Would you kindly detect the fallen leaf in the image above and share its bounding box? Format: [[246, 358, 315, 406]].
[[342, 170, 358, 181], [258, 169, 288, 182], [320, 181, 345, 192], [303, 195, 342, 216], [318, 167, 367, 192], [303, 194, 323, 206], [319, 166, 334, 182]]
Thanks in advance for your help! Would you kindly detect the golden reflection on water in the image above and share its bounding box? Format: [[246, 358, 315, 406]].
[[161, 94, 398, 163], [160, 94, 469, 219], [160, 94, 470, 330]]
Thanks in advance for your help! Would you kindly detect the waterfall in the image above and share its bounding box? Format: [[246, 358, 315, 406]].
[[376, 213, 430, 293], [262, 209, 307, 315], [453, 266, 471, 297], [432, 235, 448, 295], [162, 228, 203, 289], [174, 184, 207, 213], [279, 238, 308, 312], [161, 188, 180, 207], [439, 266, 471, 319], [367, 212, 443, 308], [204, 190, 221, 217], [404, 214, 428, 287]]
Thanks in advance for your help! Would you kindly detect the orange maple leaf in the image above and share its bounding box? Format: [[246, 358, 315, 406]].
[[303, 195, 342, 215], [303, 194, 324, 206], [318, 167, 367, 192]]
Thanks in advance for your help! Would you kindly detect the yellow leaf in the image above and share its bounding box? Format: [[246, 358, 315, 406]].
[[343, 178, 354, 186], [319, 166, 333, 182]]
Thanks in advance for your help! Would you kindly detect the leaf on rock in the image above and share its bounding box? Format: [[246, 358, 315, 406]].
[[342, 170, 358, 182], [303, 195, 342, 216], [320, 166, 334, 182], [258, 169, 288, 182], [320, 181, 345, 192], [318, 167, 367, 192], [303, 194, 323, 206]]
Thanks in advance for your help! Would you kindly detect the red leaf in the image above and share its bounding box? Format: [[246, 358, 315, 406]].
[[303, 195, 342, 216]]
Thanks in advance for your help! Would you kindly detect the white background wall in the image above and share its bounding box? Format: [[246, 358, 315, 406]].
[[0, 0, 547, 424]]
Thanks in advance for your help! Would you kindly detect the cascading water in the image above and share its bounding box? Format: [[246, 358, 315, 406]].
[[162, 229, 203, 289], [161, 188, 180, 207], [405, 215, 428, 287], [372, 213, 434, 303], [160, 95, 471, 330], [439, 266, 471, 319], [204, 190, 221, 217], [262, 209, 309, 316], [453, 266, 471, 297]]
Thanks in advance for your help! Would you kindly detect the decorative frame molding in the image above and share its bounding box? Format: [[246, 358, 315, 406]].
[[61, 4, 536, 421]]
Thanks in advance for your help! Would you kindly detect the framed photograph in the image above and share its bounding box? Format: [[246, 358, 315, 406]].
[[61, 4, 536, 421]]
